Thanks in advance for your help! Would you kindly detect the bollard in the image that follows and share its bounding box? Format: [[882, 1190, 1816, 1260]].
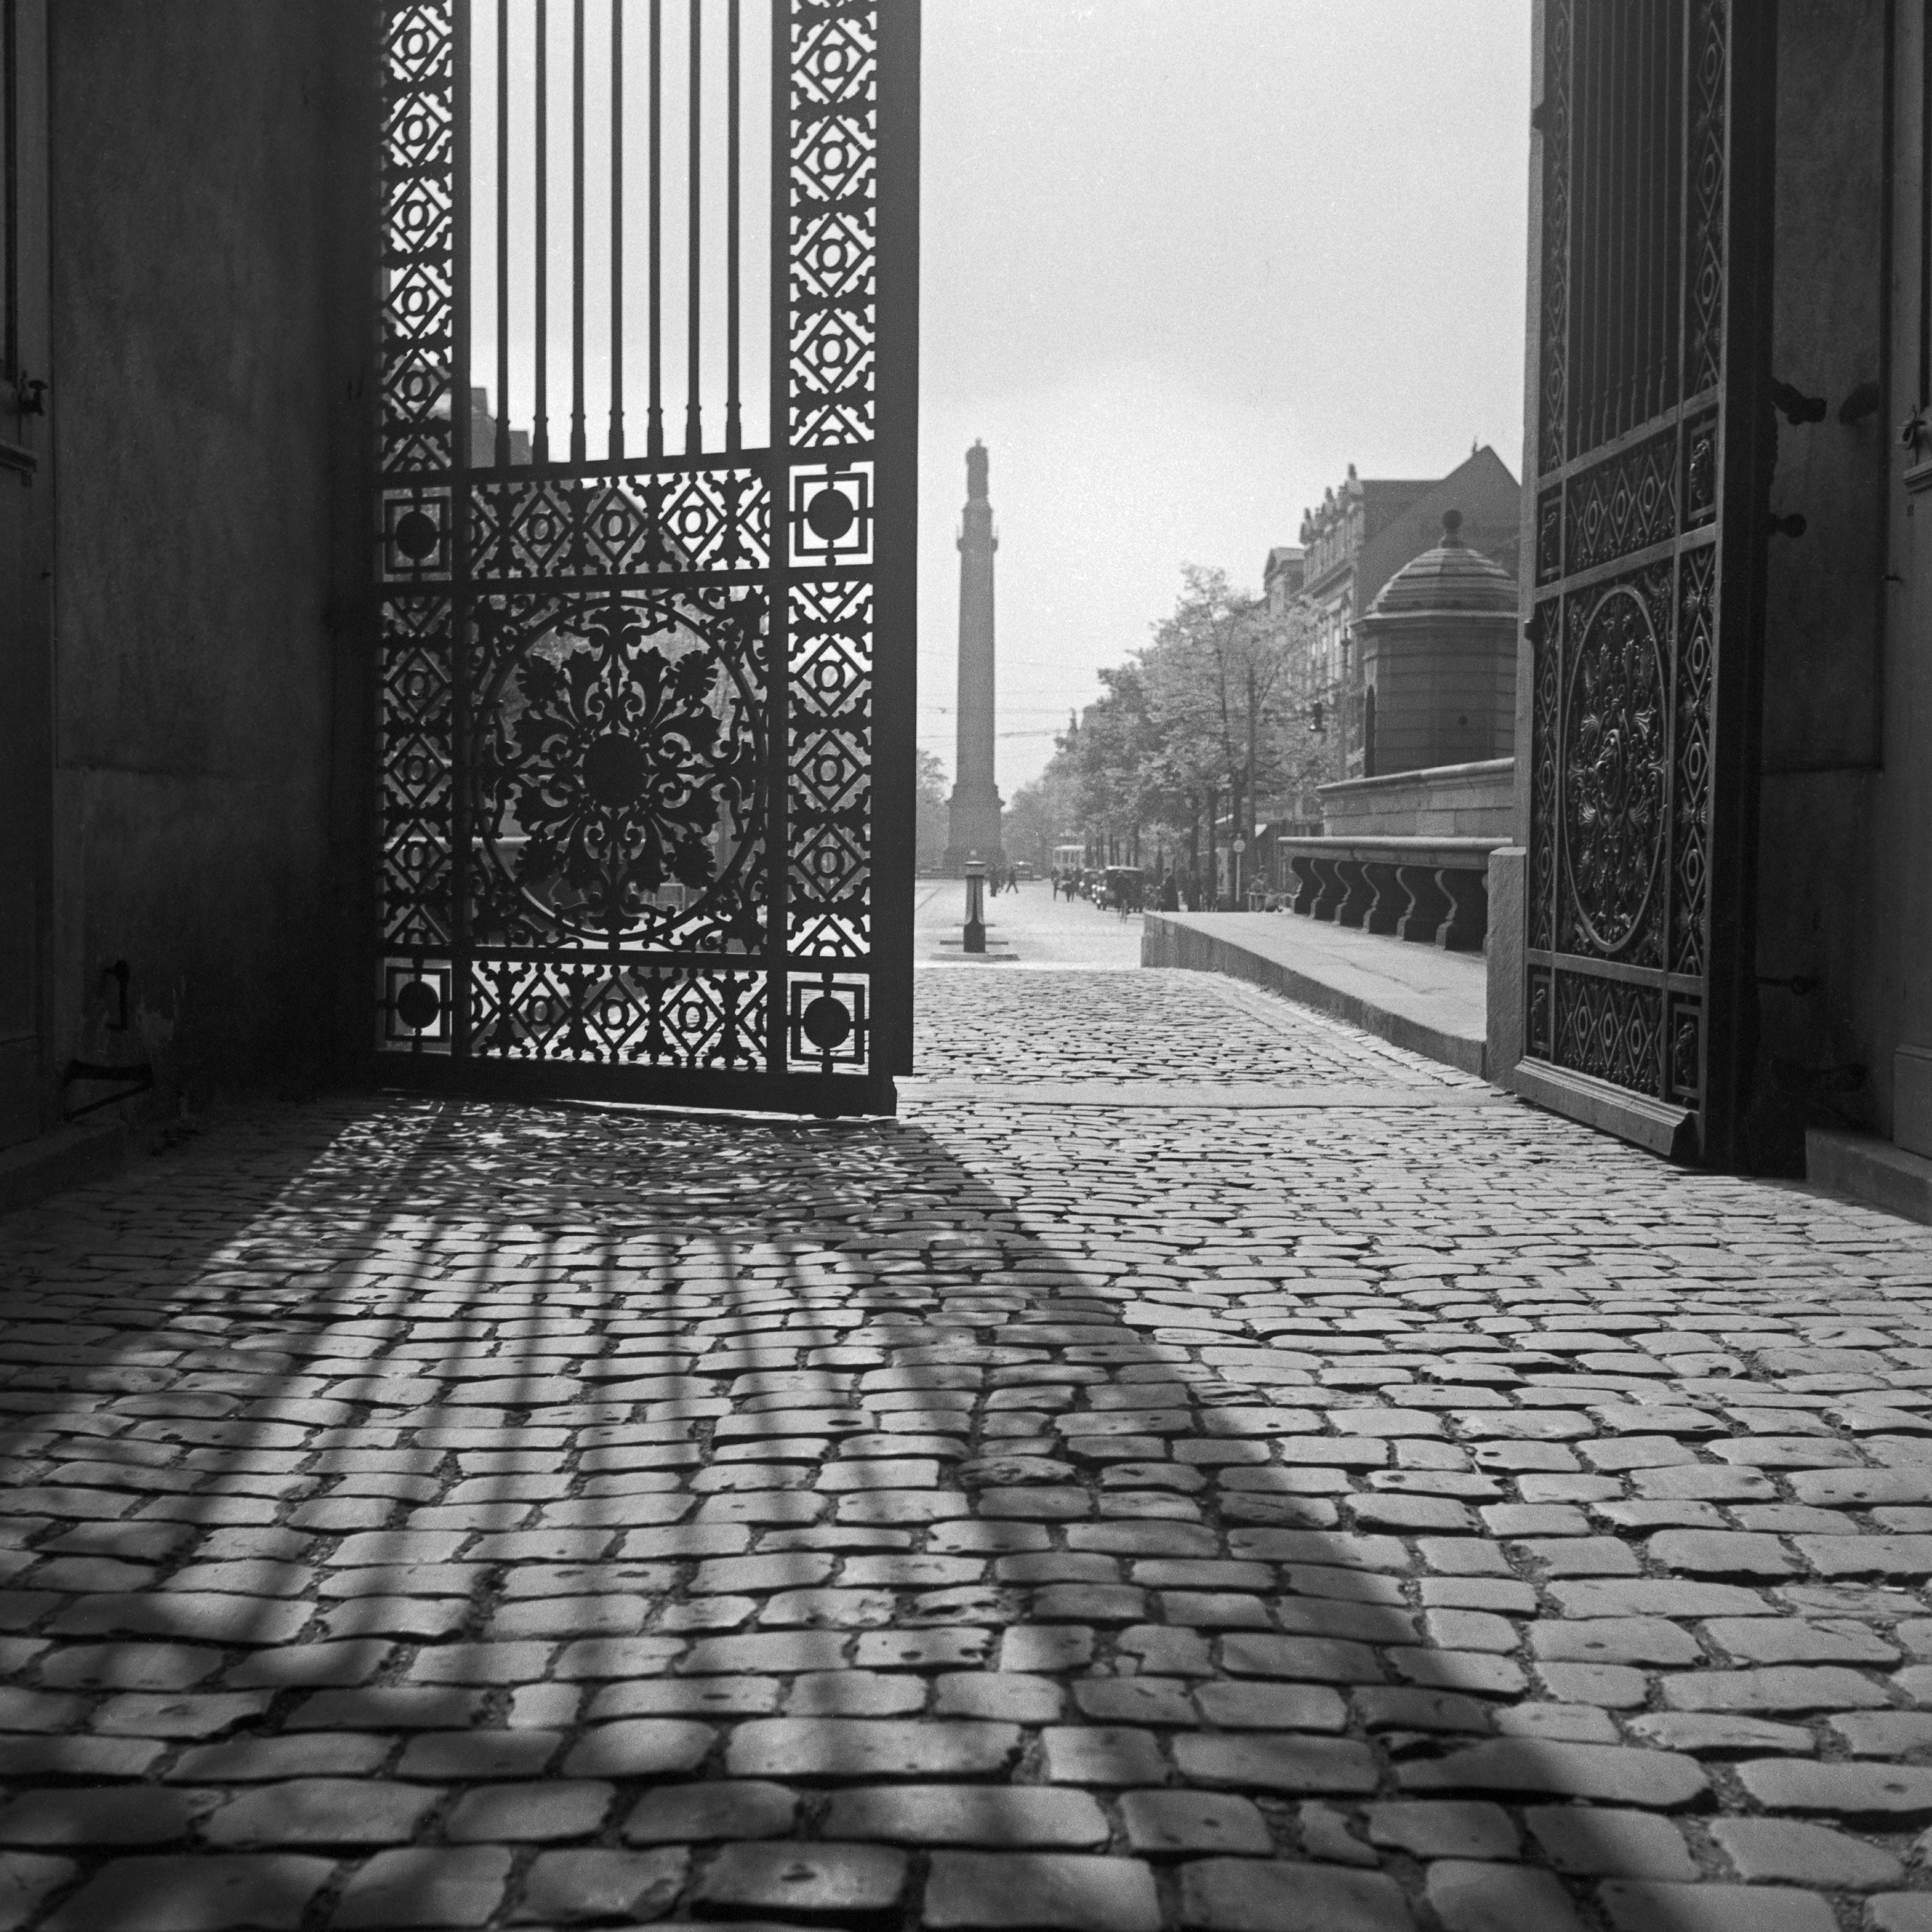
[[963, 857, 987, 954]]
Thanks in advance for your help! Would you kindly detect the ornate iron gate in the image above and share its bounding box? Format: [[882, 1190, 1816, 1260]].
[[1515, 0, 1773, 1162], [373, 0, 917, 1114]]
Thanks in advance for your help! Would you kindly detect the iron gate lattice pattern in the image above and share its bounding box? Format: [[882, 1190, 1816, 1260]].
[[372, 0, 915, 1113], [1519, 0, 1768, 1160]]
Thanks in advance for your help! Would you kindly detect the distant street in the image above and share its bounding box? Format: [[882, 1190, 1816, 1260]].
[[914, 877, 1145, 969]]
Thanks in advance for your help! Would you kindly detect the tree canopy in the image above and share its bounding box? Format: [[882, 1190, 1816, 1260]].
[[1003, 566, 1339, 881]]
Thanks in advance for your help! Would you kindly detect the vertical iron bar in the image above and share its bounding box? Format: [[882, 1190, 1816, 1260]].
[[1575, 0, 1593, 453], [534, 0, 550, 462], [1674, 0, 1692, 406], [610, 0, 625, 458], [453, 0, 475, 1058], [650, 0, 663, 456], [686, 0, 704, 454], [571, 0, 586, 463], [877, 0, 930, 1091], [1645, 0, 1660, 422], [727, 0, 742, 452], [1609, 7, 1625, 442], [495, 0, 510, 464], [767, 0, 789, 1076], [1598, 2, 1614, 444]]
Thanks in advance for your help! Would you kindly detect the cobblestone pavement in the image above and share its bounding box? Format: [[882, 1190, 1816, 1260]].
[[4, 959, 1932, 1930]]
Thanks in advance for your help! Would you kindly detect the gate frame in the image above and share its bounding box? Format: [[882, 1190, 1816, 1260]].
[[367, 0, 919, 1119], [1509, 0, 1777, 1166]]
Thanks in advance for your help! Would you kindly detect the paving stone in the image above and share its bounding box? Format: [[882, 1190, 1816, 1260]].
[[1527, 1618, 1703, 1666], [1702, 1616, 1899, 1665], [1708, 1817, 1904, 1887], [1547, 1580, 1774, 1618], [1176, 1857, 1414, 1932], [332, 1847, 513, 1928], [694, 1841, 907, 1919], [823, 1786, 1108, 1847], [1646, 1530, 1800, 1578], [515, 1847, 687, 1924], [1174, 1732, 1378, 1795], [1735, 1760, 1932, 1822], [1425, 1862, 1585, 1932], [926, 1851, 1161, 1932], [1524, 1807, 1698, 1878], [1219, 1632, 1383, 1683], [397, 1730, 562, 1778], [1659, 1666, 1890, 1713], [934, 1673, 1064, 1722], [1193, 1681, 1347, 1731], [1040, 1726, 1168, 1786], [1118, 1789, 1272, 1856], [727, 1718, 1021, 1780], [445, 1781, 613, 1842], [623, 1781, 799, 1843], [1832, 1711, 1932, 1754], [1398, 1740, 1708, 1807], [1596, 1881, 1838, 1932], [204, 1780, 439, 1847], [1366, 1801, 1519, 1860], [1627, 1713, 1817, 1755], [287, 1687, 485, 1731], [42, 1855, 334, 1932], [1535, 1663, 1649, 1706], [1869, 1899, 1932, 1932], [0, 1789, 209, 1847], [1390, 1648, 1527, 1696], [1795, 1535, 1932, 1579], [559, 1719, 715, 1778], [1493, 1703, 1618, 1743], [168, 1734, 391, 1782], [0, 1853, 75, 1930]]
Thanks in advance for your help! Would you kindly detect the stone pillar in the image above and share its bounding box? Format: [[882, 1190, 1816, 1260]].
[[944, 442, 1003, 872]]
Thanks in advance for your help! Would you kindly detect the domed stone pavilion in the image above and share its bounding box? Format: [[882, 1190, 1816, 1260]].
[[1354, 509, 1517, 777]]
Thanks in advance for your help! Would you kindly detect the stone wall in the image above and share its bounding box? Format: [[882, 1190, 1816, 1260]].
[[46, 5, 374, 1116], [1319, 759, 1516, 839]]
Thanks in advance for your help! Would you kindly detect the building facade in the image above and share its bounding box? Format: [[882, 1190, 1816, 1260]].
[[1289, 446, 1522, 776]]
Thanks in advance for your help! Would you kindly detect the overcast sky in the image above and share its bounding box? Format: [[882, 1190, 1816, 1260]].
[[918, 0, 1533, 795]]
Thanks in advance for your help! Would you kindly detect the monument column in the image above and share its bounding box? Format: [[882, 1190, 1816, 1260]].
[[944, 442, 1004, 872]]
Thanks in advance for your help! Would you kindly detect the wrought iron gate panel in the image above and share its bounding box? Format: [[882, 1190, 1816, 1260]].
[[373, 0, 915, 1112], [1518, 0, 1771, 1161]]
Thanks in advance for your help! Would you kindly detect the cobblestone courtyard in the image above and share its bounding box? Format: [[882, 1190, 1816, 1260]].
[[5, 932, 1932, 1930]]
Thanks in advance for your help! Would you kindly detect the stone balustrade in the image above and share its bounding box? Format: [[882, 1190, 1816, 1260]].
[[1274, 835, 1505, 952]]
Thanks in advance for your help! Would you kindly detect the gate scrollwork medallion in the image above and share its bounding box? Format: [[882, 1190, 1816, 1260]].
[[471, 594, 767, 955], [1561, 583, 1668, 959]]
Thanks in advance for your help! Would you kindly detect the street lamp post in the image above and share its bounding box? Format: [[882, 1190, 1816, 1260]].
[[1232, 835, 1246, 909], [963, 857, 987, 954]]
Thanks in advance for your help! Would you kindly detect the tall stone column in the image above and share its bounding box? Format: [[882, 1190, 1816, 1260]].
[[944, 442, 1003, 872]]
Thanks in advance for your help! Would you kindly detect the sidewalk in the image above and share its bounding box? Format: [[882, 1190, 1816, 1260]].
[[2, 958, 1932, 1930], [1143, 911, 1488, 1078]]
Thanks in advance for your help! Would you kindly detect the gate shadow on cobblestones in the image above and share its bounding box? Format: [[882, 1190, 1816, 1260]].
[[10, 1080, 1932, 1926]]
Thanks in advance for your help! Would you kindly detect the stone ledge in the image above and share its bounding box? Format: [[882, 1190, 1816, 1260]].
[[0, 1118, 130, 1215], [1141, 913, 1487, 1079], [1806, 1129, 1932, 1227]]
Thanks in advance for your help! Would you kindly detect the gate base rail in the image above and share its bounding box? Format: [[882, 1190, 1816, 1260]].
[[1512, 1056, 1696, 1160], [373, 1054, 896, 1121]]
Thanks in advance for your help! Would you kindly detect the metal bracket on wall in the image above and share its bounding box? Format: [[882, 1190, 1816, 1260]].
[[61, 1060, 154, 1120]]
